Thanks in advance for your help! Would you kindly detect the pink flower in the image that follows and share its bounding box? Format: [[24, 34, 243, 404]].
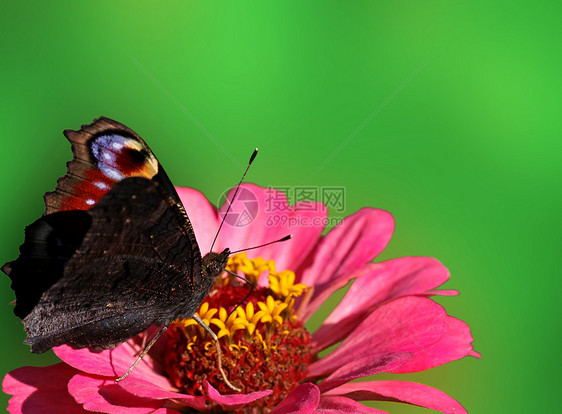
[[3, 184, 479, 413]]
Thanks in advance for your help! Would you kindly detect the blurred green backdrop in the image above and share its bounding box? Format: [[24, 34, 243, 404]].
[[1, 1, 559, 413]]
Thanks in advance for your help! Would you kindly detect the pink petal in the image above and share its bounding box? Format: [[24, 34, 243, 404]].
[[469, 350, 482, 358], [316, 396, 387, 413], [318, 352, 413, 392], [308, 297, 447, 378], [392, 316, 476, 373], [312, 256, 451, 351], [426, 289, 459, 296], [271, 383, 320, 414], [175, 187, 220, 255], [297, 208, 395, 321], [68, 373, 169, 413], [3, 364, 85, 414], [203, 380, 272, 410], [64, 342, 214, 412], [216, 184, 327, 275], [116, 377, 208, 410], [325, 380, 467, 414], [54, 340, 169, 389]]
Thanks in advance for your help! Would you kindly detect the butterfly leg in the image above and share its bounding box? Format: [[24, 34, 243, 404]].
[[115, 325, 168, 382], [192, 314, 242, 392]]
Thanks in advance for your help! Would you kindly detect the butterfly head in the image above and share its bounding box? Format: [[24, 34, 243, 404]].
[[202, 248, 231, 284]]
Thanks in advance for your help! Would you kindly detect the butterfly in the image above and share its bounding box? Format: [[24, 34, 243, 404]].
[[2, 117, 244, 388]]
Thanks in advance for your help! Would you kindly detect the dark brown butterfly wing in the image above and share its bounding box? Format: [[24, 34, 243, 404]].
[[4, 117, 187, 322], [2, 118, 229, 354], [7, 177, 210, 353], [2, 210, 92, 320]]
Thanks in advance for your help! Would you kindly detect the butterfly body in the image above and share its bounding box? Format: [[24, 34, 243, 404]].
[[2, 117, 228, 354]]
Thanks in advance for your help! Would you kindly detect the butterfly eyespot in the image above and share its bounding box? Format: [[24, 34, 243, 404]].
[[125, 147, 149, 165], [90, 133, 158, 182]]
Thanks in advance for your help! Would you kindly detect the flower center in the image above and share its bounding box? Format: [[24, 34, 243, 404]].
[[163, 253, 313, 409]]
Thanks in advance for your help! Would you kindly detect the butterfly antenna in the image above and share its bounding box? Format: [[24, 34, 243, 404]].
[[115, 325, 168, 382], [192, 314, 243, 392], [229, 234, 293, 255], [210, 148, 258, 252]]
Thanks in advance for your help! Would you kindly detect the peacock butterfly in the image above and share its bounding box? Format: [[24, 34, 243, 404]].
[[2, 117, 243, 387]]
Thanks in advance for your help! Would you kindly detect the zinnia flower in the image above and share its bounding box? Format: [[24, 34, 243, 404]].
[[3, 184, 478, 413]]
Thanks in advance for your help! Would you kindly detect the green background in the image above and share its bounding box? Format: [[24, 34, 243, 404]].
[[1, 2, 559, 413]]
